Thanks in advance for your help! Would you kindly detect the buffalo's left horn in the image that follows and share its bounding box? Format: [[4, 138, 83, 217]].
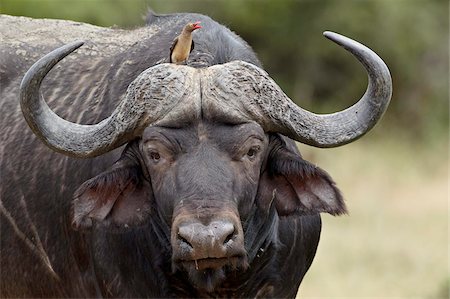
[[204, 32, 392, 147], [20, 42, 196, 158]]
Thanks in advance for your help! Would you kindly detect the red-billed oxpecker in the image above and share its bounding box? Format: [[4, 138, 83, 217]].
[[170, 21, 202, 64]]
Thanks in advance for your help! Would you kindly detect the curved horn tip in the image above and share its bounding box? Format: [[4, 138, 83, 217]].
[[64, 40, 85, 51], [46, 41, 85, 55], [323, 31, 339, 38], [71, 40, 85, 46], [322, 31, 354, 46], [20, 40, 86, 92], [43, 40, 85, 62]]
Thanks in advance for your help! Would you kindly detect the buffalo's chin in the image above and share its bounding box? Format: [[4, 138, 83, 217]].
[[179, 257, 248, 292]]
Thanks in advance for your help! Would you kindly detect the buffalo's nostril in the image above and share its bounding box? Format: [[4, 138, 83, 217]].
[[223, 229, 235, 245], [177, 234, 194, 250], [216, 221, 236, 245]]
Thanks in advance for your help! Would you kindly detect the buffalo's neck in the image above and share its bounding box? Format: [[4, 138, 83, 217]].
[[90, 220, 172, 297], [75, 176, 173, 297]]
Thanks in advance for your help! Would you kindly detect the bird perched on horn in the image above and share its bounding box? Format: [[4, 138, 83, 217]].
[[169, 21, 202, 64]]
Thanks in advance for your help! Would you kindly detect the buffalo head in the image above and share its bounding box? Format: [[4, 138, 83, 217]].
[[19, 32, 391, 292]]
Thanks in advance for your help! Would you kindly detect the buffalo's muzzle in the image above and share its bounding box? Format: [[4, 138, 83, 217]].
[[171, 201, 247, 271]]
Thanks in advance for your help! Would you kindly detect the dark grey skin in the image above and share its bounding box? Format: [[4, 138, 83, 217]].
[[0, 10, 391, 298]]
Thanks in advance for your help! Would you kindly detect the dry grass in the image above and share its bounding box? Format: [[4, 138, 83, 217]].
[[295, 136, 448, 298]]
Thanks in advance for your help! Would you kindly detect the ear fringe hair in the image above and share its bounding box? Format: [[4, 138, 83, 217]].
[[267, 134, 347, 216], [269, 152, 317, 179], [268, 134, 332, 179], [73, 162, 141, 201]]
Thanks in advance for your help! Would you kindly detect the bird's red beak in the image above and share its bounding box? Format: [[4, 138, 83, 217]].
[[193, 21, 202, 30]]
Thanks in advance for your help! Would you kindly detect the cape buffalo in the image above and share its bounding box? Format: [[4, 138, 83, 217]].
[[0, 11, 391, 298]]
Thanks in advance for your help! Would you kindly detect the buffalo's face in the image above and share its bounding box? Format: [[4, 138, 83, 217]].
[[139, 122, 267, 291], [71, 121, 346, 291]]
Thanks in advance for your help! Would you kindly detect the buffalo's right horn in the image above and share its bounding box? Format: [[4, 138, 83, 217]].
[[20, 42, 198, 158], [203, 32, 392, 148]]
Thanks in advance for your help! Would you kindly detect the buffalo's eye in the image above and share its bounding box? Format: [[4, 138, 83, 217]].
[[246, 146, 260, 160], [149, 151, 161, 162]]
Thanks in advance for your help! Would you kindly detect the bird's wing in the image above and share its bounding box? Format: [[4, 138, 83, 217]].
[[169, 36, 179, 63], [191, 40, 195, 53]]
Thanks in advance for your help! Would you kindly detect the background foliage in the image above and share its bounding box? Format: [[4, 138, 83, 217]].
[[1, 0, 448, 298]]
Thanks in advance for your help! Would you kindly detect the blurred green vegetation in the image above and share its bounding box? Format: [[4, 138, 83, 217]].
[[1, 0, 448, 144]]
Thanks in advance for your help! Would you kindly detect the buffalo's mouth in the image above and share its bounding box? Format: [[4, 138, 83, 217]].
[[180, 255, 248, 271], [176, 255, 248, 292]]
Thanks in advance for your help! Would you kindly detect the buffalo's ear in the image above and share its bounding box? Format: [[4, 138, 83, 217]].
[[71, 159, 152, 231], [258, 137, 347, 216]]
